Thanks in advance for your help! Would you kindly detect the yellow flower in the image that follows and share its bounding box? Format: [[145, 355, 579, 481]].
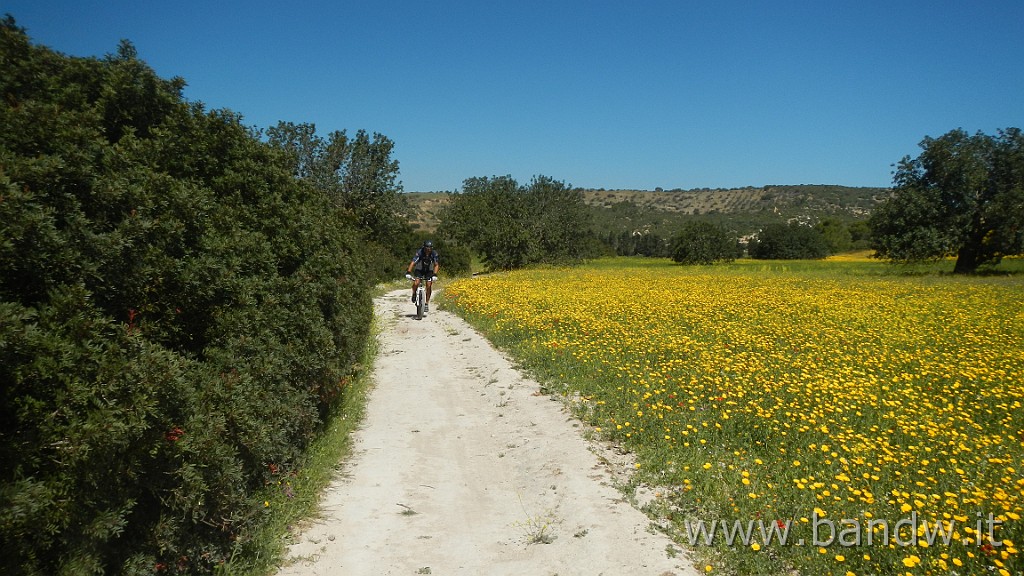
[[446, 263, 1024, 575], [902, 555, 921, 567]]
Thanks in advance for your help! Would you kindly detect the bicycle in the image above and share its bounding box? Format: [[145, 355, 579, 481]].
[[405, 273, 437, 320]]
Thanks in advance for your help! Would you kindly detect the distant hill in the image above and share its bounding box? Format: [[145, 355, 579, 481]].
[[404, 185, 890, 237], [404, 192, 452, 233]]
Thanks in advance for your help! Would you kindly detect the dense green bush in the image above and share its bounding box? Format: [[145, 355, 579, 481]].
[[438, 243, 474, 276], [748, 221, 830, 260], [1, 18, 372, 574], [669, 220, 738, 264], [813, 217, 854, 254]]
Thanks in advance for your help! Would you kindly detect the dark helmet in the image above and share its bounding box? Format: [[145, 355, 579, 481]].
[[422, 240, 434, 249]]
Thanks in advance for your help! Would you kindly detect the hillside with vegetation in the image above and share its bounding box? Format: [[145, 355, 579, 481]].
[[407, 184, 888, 239]]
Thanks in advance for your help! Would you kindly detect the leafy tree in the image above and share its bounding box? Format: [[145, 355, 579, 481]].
[[264, 121, 348, 190], [264, 121, 410, 279], [604, 229, 645, 256], [604, 230, 633, 255], [442, 175, 531, 270], [527, 175, 594, 261], [870, 128, 1024, 273], [440, 175, 593, 270], [670, 221, 737, 264], [814, 217, 853, 254], [749, 222, 829, 259], [848, 220, 872, 250], [341, 129, 407, 243]]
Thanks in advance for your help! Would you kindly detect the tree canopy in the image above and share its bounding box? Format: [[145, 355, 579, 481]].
[[265, 122, 407, 242], [670, 220, 738, 264], [814, 217, 854, 254], [748, 222, 829, 260], [439, 175, 594, 270], [870, 127, 1024, 273], [264, 121, 410, 278]]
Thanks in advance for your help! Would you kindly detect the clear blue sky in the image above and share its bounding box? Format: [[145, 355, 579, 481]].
[[5, 1, 1023, 192]]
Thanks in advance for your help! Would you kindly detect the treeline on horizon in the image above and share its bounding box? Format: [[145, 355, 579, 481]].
[[425, 138, 1023, 271], [435, 181, 876, 266], [406, 182, 888, 262]]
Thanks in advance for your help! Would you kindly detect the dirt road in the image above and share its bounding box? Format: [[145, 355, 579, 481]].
[[276, 289, 700, 576]]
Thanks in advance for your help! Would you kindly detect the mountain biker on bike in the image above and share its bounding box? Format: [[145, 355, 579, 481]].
[[407, 240, 440, 311]]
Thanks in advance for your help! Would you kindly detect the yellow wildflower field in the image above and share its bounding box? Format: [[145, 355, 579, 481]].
[[444, 258, 1024, 575]]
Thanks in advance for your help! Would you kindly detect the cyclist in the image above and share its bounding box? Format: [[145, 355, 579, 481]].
[[407, 240, 440, 312]]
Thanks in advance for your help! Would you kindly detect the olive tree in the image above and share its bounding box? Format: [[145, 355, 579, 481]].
[[870, 128, 1024, 273]]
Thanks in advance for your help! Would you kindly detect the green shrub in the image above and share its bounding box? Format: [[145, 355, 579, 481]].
[[0, 18, 372, 574], [670, 220, 738, 265], [749, 221, 830, 259]]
